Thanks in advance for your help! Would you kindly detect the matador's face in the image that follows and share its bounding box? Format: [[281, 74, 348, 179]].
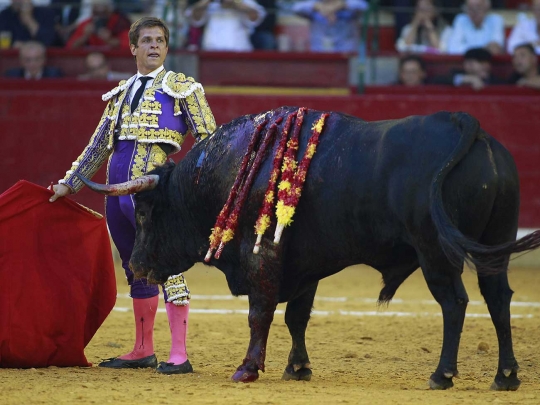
[[130, 26, 168, 75]]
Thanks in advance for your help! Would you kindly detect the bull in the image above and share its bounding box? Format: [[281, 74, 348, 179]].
[[77, 106, 540, 390]]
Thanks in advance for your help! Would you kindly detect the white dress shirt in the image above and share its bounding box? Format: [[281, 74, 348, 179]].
[[445, 13, 505, 55], [129, 65, 165, 108], [507, 13, 540, 54]]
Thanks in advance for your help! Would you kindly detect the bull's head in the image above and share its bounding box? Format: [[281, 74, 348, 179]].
[[75, 170, 193, 284]]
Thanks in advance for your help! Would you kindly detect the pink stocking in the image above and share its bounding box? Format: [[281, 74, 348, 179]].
[[165, 302, 189, 365], [118, 296, 158, 360]]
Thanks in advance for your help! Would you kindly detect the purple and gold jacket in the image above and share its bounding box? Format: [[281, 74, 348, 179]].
[[61, 69, 216, 192]]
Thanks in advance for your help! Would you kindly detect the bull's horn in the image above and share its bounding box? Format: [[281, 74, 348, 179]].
[[74, 173, 159, 196]]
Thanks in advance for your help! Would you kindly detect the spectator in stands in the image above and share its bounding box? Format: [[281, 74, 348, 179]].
[[51, 0, 84, 46], [397, 54, 427, 85], [4, 40, 63, 78], [445, 0, 504, 55], [508, 43, 540, 89], [0, 0, 57, 47], [507, 0, 540, 54], [251, 0, 276, 50], [66, 0, 131, 49], [185, 0, 266, 51], [292, 0, 368, 52], [78, 51, 132, 80], [433, 47, 505, 89], [395, 0, 452, 53], [151, 0, 191, 49]]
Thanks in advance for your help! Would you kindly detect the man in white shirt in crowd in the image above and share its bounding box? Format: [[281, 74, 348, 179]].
[[445, 0, 504, 55], [185, 0, 265, 51], [506, 0, 540, 54]]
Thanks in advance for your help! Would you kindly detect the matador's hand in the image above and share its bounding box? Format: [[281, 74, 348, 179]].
[[49, 184, 71, 202]]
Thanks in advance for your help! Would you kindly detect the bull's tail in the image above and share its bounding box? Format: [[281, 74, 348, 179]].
[[430, 112, 540, 271]]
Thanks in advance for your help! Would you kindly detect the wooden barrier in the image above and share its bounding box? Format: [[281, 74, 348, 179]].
[[198, 51, 351, 87], [1, 49, 528, 88], [1, 80, 539, 227]]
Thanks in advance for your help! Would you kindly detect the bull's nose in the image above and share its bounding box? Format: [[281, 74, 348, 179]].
[[129, 261, 149, 280]]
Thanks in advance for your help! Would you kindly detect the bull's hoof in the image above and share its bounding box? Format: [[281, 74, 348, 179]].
[[282, 365, 312, 381], [490, 372, 521, 391], [428, 373, 454, 390], [232, 368, 259, 383]]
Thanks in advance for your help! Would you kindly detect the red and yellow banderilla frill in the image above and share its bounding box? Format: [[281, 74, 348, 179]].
[[253, 112, 296, 254], [274, 112, 329, 244], [213, 117, 283, 260], [205, 120, 267, 262]]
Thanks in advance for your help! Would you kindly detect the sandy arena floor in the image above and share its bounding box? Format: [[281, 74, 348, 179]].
[[2, 262, 540, 405]]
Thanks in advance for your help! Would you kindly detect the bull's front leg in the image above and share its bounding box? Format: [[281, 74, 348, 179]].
[[232, 292, 278, 382]]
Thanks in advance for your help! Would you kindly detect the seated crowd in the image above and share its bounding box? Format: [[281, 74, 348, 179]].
[[0, 0, 538, 87], [397, 43, 540, 89]]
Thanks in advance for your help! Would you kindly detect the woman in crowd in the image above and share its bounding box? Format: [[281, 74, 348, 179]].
[[395, 0, 452, 53]]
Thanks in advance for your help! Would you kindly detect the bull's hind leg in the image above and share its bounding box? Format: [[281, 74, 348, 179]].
[[475, 165, 520, 391], [282, 282, 318, 381], [475, 231, 520, 388], [477, 269, 520, 391], [418, 251, 469, 390]]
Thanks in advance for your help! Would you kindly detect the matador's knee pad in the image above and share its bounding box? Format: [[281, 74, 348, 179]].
[[164, 273, 191, 306]]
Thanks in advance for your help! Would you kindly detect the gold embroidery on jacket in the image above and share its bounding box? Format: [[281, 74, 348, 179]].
[[131, 143, 168, 179], [62, 100, 115, 192], [182, 88, 216, 141]]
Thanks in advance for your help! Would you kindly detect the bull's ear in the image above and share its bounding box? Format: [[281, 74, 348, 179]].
[[74, 173, 159, 196]]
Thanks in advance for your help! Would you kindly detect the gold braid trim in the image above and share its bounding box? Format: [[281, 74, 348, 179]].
[[162, 71, 204, 98], [163, 273, 191, 306], [61, 100, 115, 192], [163, 71, 216, 142], [131, 143, 168, 179], [181, 88, 217, 142]]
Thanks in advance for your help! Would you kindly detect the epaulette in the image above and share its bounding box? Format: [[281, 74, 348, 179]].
[[162, 71, 204, 99], [101, 75, 136, 101]]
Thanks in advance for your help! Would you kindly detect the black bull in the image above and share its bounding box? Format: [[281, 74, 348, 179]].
[[78, 107, 540, 389]]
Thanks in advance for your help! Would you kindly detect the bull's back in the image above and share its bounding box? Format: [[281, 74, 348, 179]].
[[277, 111, 514, 272], [288, 112, 465, 234]]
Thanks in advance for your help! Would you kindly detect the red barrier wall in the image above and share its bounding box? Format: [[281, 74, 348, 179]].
[[1, 80, 539, 227]]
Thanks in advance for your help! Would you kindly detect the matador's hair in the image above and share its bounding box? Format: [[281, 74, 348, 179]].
[[129, 17, 170, 47]]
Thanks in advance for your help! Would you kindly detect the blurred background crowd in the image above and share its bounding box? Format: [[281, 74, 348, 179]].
[[0, 0, 539, 88]]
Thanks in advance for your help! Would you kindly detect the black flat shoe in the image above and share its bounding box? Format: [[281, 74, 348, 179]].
[[98, 354, 158, 369], [156, 360, 193, 374]]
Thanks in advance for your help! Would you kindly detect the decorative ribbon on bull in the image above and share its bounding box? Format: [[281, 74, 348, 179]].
[[204, 120, 269, 262], [214, 118, 283, 259], [253, 111, 297, 253], [205, 108, 329, 261], [273, 112, 329, 245]]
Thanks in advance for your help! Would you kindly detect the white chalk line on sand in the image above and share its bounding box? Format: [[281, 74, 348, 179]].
[[113, 293, 538, 318], [111, 306, 534, 319], [115, 293, 540, 308]]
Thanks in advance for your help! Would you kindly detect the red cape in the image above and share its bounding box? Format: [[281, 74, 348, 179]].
[[0, 181, 116, 368]]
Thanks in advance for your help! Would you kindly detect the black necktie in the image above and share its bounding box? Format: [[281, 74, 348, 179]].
[[130, 76, 152, 113]]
